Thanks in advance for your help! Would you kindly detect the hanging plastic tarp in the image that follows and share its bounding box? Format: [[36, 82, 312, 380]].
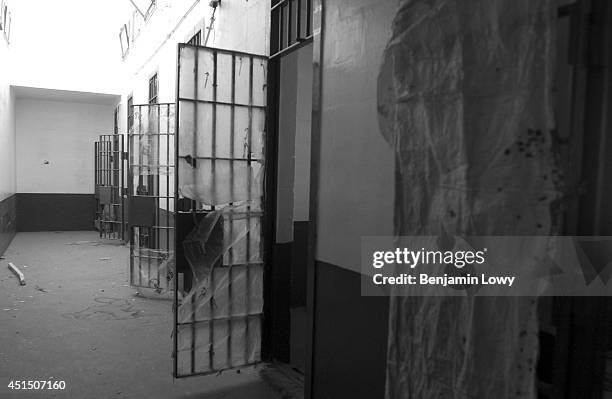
[[128, 103, 176, 298], [378, 0, 557, 397], [174, 44, 268, 377]]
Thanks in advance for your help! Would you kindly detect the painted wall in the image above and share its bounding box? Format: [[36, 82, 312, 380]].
[[15, 98, 115, 194], [309, 1, 396, 398], [0, 34, 15, 202], [118, 0, 270, 126], [0, 30, 16, 253], [293, 44, 313, 223], [315, 0, 396, 272]]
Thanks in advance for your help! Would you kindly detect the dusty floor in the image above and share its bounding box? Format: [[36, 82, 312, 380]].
[[0, 232, 280, 399]]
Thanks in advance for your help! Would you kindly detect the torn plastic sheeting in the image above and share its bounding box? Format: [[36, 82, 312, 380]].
[[130, 247, 175, 294], [176, 314, 262, 374], [178, 203, 263, 324], [377, 0, 556, 398], [178, 159, 264, 207], [131, 107, 175, 167], [178, 263, 264, 324], [177, 103, 266, 160]]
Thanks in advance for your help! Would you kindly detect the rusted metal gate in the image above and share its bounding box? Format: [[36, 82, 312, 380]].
[[174, 44, 268, 377], [128, 103, 176, 294], [94, 134, 126, 240]]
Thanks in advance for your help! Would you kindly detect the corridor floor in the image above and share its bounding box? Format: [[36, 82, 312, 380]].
[[0, 232, 280, 399]]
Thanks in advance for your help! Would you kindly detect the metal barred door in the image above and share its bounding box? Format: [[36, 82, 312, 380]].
[[174, 44, 268, 377], [128, 103, 176, 295], [94, 134, 126, 240]]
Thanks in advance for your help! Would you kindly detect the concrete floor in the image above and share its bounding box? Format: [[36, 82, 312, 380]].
[[0, 232, 280, 399]]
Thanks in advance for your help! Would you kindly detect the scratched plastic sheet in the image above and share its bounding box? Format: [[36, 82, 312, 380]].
[[128, 103, 176, 298], [175, 44, 267, 376], [378, 0, 557, 398]]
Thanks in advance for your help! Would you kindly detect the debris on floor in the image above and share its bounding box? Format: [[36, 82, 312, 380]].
[[67, 241, 103, 246], [99, 257, 112, 261], [35, 285, 47, 293], [7, 262, 26, 286]]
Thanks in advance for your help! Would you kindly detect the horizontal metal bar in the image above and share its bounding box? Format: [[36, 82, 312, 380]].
[[217, 262, 264, 269], [177, 312, 263, 327], [271, 0, 292, 11], [177, 97, 266, 109], [132, 225, 175, 230], [130, 195, 175, 200], [270, 35, 313, 59], [175, 362, 261, 379], [178, 43, 268, 60], [130, 164, 174, 168], [178, 156, 262, 162], [131, 254, 172, 261], [127, 133, 175, 137], [176, 210, 264, 217], [132, 102, 175, 107]]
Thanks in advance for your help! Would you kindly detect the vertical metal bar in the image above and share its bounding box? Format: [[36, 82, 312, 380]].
[[227, 52, 236, 367], [209, 48, 218, 373], [297, 0, 302, 41], [173, 44, 182, 379], [121, 134, 125, 241], [166, 104, 171, 291], [146, 110, 152, 287], [279, 3, 285, 51], [192, 47, 200, 375], [307, 0, 312, 36], [138, 107, 144, 287], [288, 0, 293, 47], [156, 104, 161, 288], [128, 128, 134, 284], [95, 141, 99, 236], [245, 55, 254, 363]]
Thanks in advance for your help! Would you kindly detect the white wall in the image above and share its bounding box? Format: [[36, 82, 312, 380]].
[[0, 33, 15, 202], [293, 44, 313, 222], [315, 0, 396, 272], [16, 98, 115, 194], [118, 0, 270, 129]]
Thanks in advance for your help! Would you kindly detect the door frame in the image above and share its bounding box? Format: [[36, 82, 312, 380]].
[[263, 1, 323, 398]]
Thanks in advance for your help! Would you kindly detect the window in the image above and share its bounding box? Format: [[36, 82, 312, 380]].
[[187, 30, 201, 46], [127, 96, 134, 131], [114, 106, 120, 134], [271, 0, 314, 57], [0, 1, 11, 43], [119, 24, 130, 58], [148, 74, 158, 104]]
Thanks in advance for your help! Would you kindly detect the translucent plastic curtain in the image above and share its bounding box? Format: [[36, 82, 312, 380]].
[[378, 0, 557, 397]]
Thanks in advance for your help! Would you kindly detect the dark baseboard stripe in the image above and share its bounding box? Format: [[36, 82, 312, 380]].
[[0, 194, 17, 256], [17, 193, 96, 232], [312, 260, 389, 399]]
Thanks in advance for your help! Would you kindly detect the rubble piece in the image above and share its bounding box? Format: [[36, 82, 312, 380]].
[[7, 263, 26, 286]]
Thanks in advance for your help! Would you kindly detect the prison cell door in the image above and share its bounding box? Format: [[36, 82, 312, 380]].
[[128, 103, 176, 295], [174, 44, 268, 377], [94, 134, 126, 240]]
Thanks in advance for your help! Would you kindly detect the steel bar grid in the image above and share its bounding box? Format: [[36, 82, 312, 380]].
[[128, 103, 176, 294], [94, 134, 126, 240], [271, 0, 313, 58], [174, 44, 268, 378]]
